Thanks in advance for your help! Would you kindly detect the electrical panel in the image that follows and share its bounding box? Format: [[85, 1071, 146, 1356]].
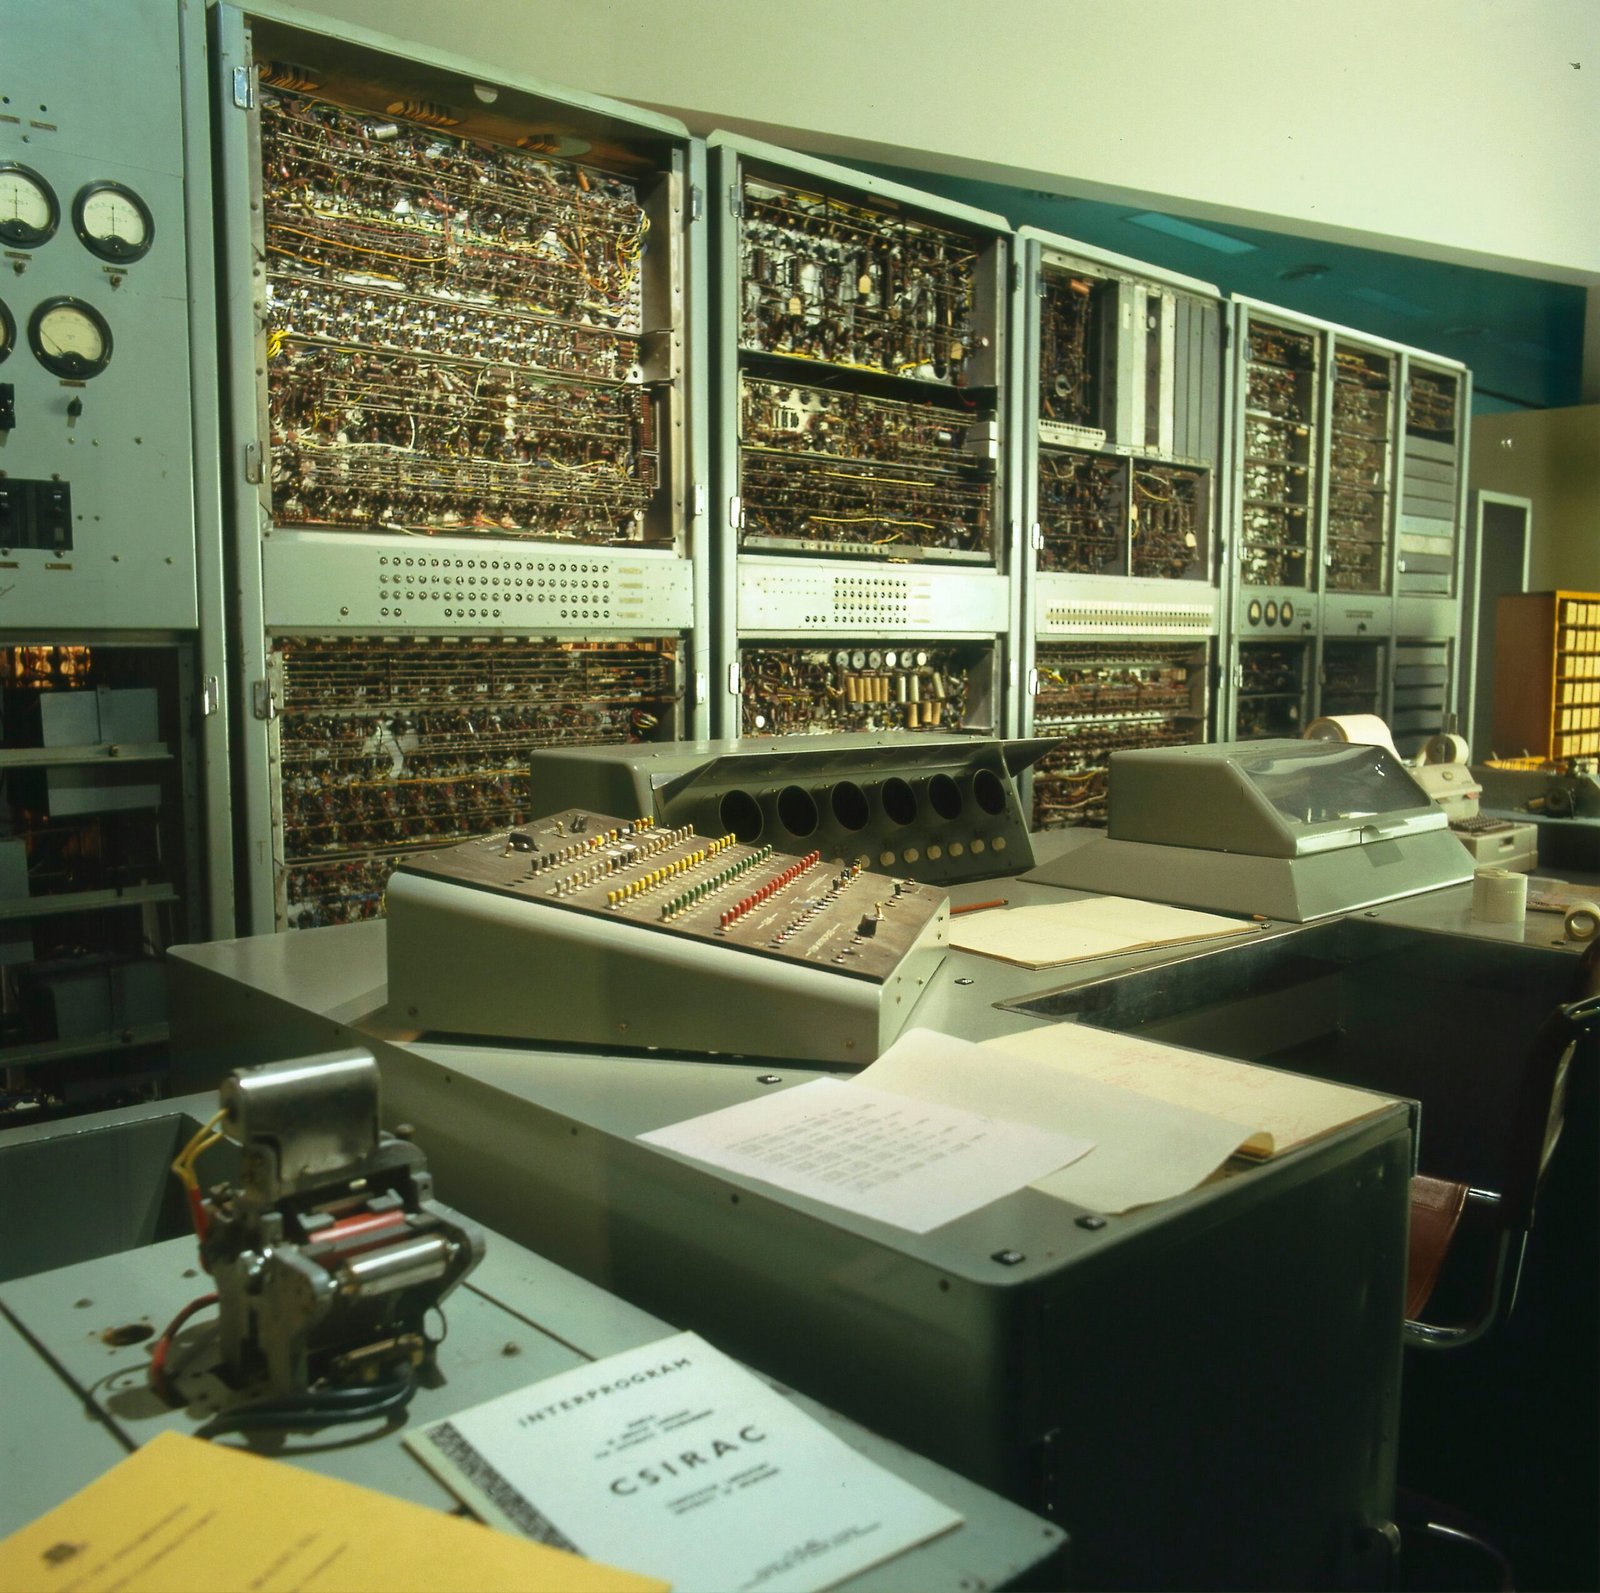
[[1225, 300, 1468, 749], [1234, 640, 1312, 741], [710, 135, 1015, 737], [1398, 364, 1464, 601], [1390, 358, 1468, 757], [0, 642, 201, 1117], [0, 0, 209, 630], [1, 0, 228, 1119], [269, 634, 679, 930], [210, 4, 706, 934], [1029, 641, 1207, 825], [1327, 342, 1395, 598], [1318, 638, 1388, 720], [1236, 314, 1319, 603], [1014, 230, 1226, 827], [738, 642, 991, 737]]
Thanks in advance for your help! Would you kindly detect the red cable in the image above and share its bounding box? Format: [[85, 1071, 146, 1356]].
[[148, 1292, 219, 1408]]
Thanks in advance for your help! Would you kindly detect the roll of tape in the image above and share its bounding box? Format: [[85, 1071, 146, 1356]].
[[1423, 732, 1471, 766], [1304, 714, 1400, 760], [1564, 900, 1600, 942], [1472, 866, 1528, 924]]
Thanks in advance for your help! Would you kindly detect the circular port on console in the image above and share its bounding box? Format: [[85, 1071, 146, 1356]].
[[928, 774, 963, 821], [972, 767, 1007, 815], [776, 784, 819, 838], [719, 788, 763, 842], [830, 780, 869, 831], [881, 777, 918, 826]]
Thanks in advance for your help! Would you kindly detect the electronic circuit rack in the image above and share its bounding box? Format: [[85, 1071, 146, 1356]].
[[386, 809, 950, 1062], [1223, 298, 1470, 751], [0, 0, 234, 1115], [208, 4, 710, 933], [707, 133, 1017, 738], [1011, 228, 1228, 824]]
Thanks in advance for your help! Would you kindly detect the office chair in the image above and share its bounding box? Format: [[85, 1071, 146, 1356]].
[[1403, 938, 1600, 1347], [1396, 939, 1600, 1591]]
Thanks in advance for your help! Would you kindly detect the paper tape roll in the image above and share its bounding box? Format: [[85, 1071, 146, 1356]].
[[1564, 901, 1600, 942], [1423, 732, 1471, 766], [1472, 866, 1528, 924], [1304, 714, 1400, 760]]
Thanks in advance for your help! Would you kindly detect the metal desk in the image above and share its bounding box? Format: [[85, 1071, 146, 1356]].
[[0, 1096, 1064, 1592], [166, 907, 1419, 1590]]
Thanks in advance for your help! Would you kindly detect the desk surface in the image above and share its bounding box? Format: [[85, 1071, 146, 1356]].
[[0, 1103, 1064, 1591]]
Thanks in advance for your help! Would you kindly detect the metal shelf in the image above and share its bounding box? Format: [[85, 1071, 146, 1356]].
[[0, 884, 178, 923], [0, 1023, 170, 1071], [0, 742, 173, 770]]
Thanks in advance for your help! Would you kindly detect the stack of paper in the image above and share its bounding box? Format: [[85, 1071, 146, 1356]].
[[947, 895, 1262, 969]]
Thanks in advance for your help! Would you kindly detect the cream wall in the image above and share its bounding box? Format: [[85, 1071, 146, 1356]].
[[1471, 407, 1600, 589], [305, 0, 1600, 282]]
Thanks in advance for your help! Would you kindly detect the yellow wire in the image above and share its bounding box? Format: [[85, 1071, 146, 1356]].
[[171, 1109, 225, 1192]]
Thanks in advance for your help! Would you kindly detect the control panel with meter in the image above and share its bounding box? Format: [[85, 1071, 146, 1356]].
[[0, 0, 205, 630]]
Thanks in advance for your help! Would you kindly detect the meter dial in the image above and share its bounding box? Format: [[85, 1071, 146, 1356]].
[[0, 163, 59, 249], [72, 181, 154, 263], [0, 298, 13, 364], [29, 297, 113, 379]]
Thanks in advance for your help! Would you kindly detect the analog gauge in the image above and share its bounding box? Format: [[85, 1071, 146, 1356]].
[[72, 181, 154, 263], [0, 298, 13, 364], [0, 163, 59, 249], [29, 297, 112, 379]]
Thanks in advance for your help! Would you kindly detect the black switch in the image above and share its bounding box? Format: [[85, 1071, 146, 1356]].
[[0, 479, 20, 542], [0, 384, 13, 431], [35, 482, 72, 551], [66, 396, 83, 419]]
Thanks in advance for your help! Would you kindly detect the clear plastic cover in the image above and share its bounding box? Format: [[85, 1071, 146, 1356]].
[[1235, 743, 1428, 828]]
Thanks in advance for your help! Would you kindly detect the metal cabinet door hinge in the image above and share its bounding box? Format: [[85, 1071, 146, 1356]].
[[232, 66, 255, 110], [727, 662, 741, 696], [201, 675, 221, 717], [688, 185, 703, 224], [244, 441, 263, 483], [252, 679, 279, 721]]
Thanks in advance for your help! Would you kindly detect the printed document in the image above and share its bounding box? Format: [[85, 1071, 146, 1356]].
[[639, 1076, 1092, 1233], [408, 1330, 962, 1592], [0, 1429, 660, 1593]]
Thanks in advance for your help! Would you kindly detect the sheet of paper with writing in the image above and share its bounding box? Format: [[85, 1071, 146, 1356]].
[[978, 1023, 1399, 1158], [948, 895, 1261, 968], [0, 1429, 661, 1593], [408, 1330, 962, 1593], [639, 1076, 1092, 1233], [859, 1028, 1259, 1213]]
